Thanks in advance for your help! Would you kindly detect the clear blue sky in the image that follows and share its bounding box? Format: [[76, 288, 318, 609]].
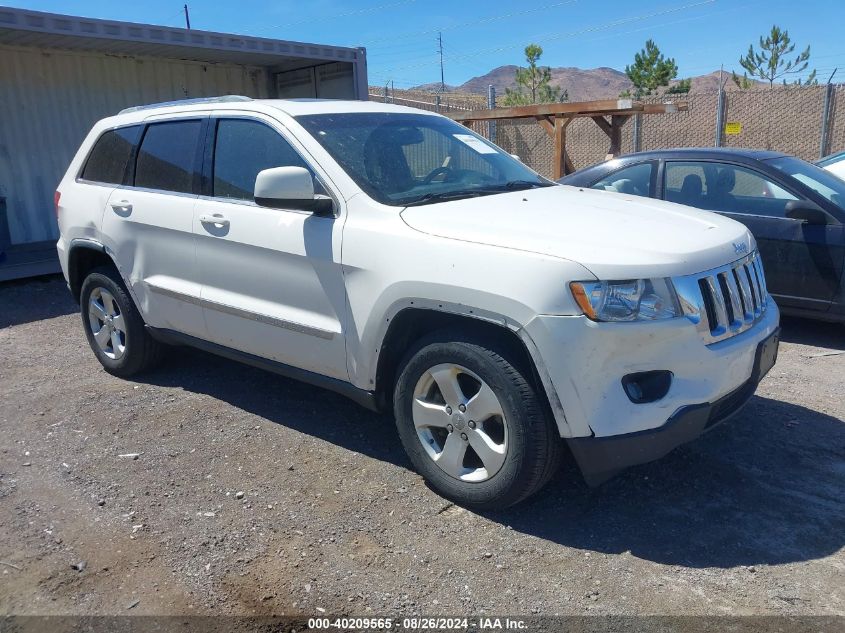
[[5, 0, 842, 88]]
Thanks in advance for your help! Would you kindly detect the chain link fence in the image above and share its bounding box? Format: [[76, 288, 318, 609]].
[[371, 84, 844, 179], [368, 87, 486, 112], [368, 87, 490, 136]]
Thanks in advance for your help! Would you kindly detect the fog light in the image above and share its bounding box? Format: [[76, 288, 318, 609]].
[[622, 371, 673, 404]]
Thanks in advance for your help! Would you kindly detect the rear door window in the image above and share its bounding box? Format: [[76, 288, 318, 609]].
[[664, 162, 708, 206], [80, 126, 143, 184], [590, 163, 654, 198], [134, 120, 203, 194]]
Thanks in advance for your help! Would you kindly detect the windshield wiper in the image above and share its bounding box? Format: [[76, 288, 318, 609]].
[[401, 181, 553, 207], [457, 180, 553, 195], [402, 190, 487, 207], [498, 180, 554, 190]]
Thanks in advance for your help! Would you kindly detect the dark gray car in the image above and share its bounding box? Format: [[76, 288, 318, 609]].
[[560, 148, 845, 323]]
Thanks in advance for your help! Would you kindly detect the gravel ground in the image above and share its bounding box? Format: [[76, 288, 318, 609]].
[[0, 275, 843, 617]]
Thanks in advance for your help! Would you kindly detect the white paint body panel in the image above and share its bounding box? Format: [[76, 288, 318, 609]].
[[822, 159, 845, 180], [194, 197, 348, 380], [400, 186, 755, 280], [102, 187, 206, 338], [524, 305, 778, 437], [57, 99, 779, 442]]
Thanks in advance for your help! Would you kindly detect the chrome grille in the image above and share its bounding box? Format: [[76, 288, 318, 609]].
[[673, 251, 769, 344]]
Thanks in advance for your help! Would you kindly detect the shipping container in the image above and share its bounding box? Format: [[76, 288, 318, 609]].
[[0, 6, 368, 280]]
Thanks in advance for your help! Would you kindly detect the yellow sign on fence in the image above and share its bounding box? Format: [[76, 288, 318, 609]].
[[725, 122, 742, 135]]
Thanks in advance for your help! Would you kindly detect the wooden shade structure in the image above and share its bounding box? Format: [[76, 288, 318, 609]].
[[448, 98, 688, 179]]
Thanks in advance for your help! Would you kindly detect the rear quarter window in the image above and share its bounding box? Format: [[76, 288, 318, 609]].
[[80, 126, 143, 184]]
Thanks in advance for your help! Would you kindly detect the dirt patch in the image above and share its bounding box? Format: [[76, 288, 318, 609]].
[[0, 276, 843, 616]]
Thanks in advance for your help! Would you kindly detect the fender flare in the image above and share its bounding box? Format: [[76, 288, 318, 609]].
[[67, 238, 140, 308], [369, 297, 573, 437]]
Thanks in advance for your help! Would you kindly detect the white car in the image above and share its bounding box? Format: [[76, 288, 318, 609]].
[[56, 97, 780, 508], [818, 151, 845, 180]]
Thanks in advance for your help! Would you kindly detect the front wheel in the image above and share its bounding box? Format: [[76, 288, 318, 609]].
[[393, 331, 561, 509], [80, 267, 164, 377]]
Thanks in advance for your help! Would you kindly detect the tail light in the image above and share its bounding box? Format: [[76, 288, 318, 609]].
[[54, 190, 61, 218]]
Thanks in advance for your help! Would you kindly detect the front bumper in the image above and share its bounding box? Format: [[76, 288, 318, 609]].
[[522, 297, 780, 483], [567, 326, 779, 485]]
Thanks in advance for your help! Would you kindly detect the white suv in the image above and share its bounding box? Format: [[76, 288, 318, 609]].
[[56, 96, 780, 508]]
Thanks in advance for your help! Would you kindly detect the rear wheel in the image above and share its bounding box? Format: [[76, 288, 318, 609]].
[[393, 330, 561, 509], [80, 267, 164, 377]]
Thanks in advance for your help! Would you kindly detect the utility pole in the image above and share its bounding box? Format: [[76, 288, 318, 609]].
[[819, 68, 838, 158], [715, 64, 725, 147], [487, 85, 496, 143], [438, 31, 445, 93], [183, 4, 191, 30]]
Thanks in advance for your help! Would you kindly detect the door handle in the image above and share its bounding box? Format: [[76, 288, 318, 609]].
[[199, 213, 230, 228], [110, 200, 132, 214]]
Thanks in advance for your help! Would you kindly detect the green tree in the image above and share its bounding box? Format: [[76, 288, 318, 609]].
[[625, 40, 678, 98], [738, 25, 816, 88], [731, 71, 755, 89], [666, 78, 691, 94], [501, 44, 568, 106]]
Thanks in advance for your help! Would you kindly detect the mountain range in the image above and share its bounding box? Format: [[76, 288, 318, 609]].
[[411, 66, 760, 100]]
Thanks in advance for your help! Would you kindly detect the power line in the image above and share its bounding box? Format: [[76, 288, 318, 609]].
[[367, 75, 423, 88], [369, 0, 840, 91], [376, 0, 716, 75], [245, 0, 418, 34], [363, 0, 579, 48], [567, 0, 759, 75], [158, 6, 187, 28], [441, 5, 751, 78]]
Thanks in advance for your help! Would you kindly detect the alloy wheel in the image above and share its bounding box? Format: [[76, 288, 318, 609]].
[[87, 287, 126, 360], [411, 363, 509, 482]]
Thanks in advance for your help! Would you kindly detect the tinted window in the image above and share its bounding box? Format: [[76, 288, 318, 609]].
[[590, 163, 653, 197], [134, 120, 202, 194], [401, 127, 496, 181], [664, 162, 708, 205], [81, 126, 142, 184], [768, 155, 845, 211], [296, 112, 549, 206], [213, 119, 312, 200], [664, 161, 797, 217]]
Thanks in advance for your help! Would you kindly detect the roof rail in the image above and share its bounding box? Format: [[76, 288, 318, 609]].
[[119, 95, 252, 114]]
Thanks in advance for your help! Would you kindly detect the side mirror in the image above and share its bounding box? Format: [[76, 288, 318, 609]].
[[254, 166, 333, 215], [784, 200, 832, 225], [510, 154, 521, 162]]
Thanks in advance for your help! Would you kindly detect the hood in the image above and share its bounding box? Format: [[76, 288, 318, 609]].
[[400, 185, 754, 279]]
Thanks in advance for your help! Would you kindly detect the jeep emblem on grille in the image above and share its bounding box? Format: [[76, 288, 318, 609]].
[[733, 242, 749, 254]]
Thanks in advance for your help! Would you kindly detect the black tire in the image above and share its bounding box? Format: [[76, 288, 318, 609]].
[[393, 329, 561, 510], [79, 266, 165, 377]]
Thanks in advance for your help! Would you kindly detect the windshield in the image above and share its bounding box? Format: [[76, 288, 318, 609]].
[[295, 112, 552, 206], [767, 155, 845, 210]]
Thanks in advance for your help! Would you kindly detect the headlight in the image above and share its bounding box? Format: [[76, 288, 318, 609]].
[[570, 278, 681, 322]]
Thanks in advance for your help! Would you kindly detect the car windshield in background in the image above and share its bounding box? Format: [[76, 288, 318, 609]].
[[296, 112, 552, 206], [767, 155, 845, 211]]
